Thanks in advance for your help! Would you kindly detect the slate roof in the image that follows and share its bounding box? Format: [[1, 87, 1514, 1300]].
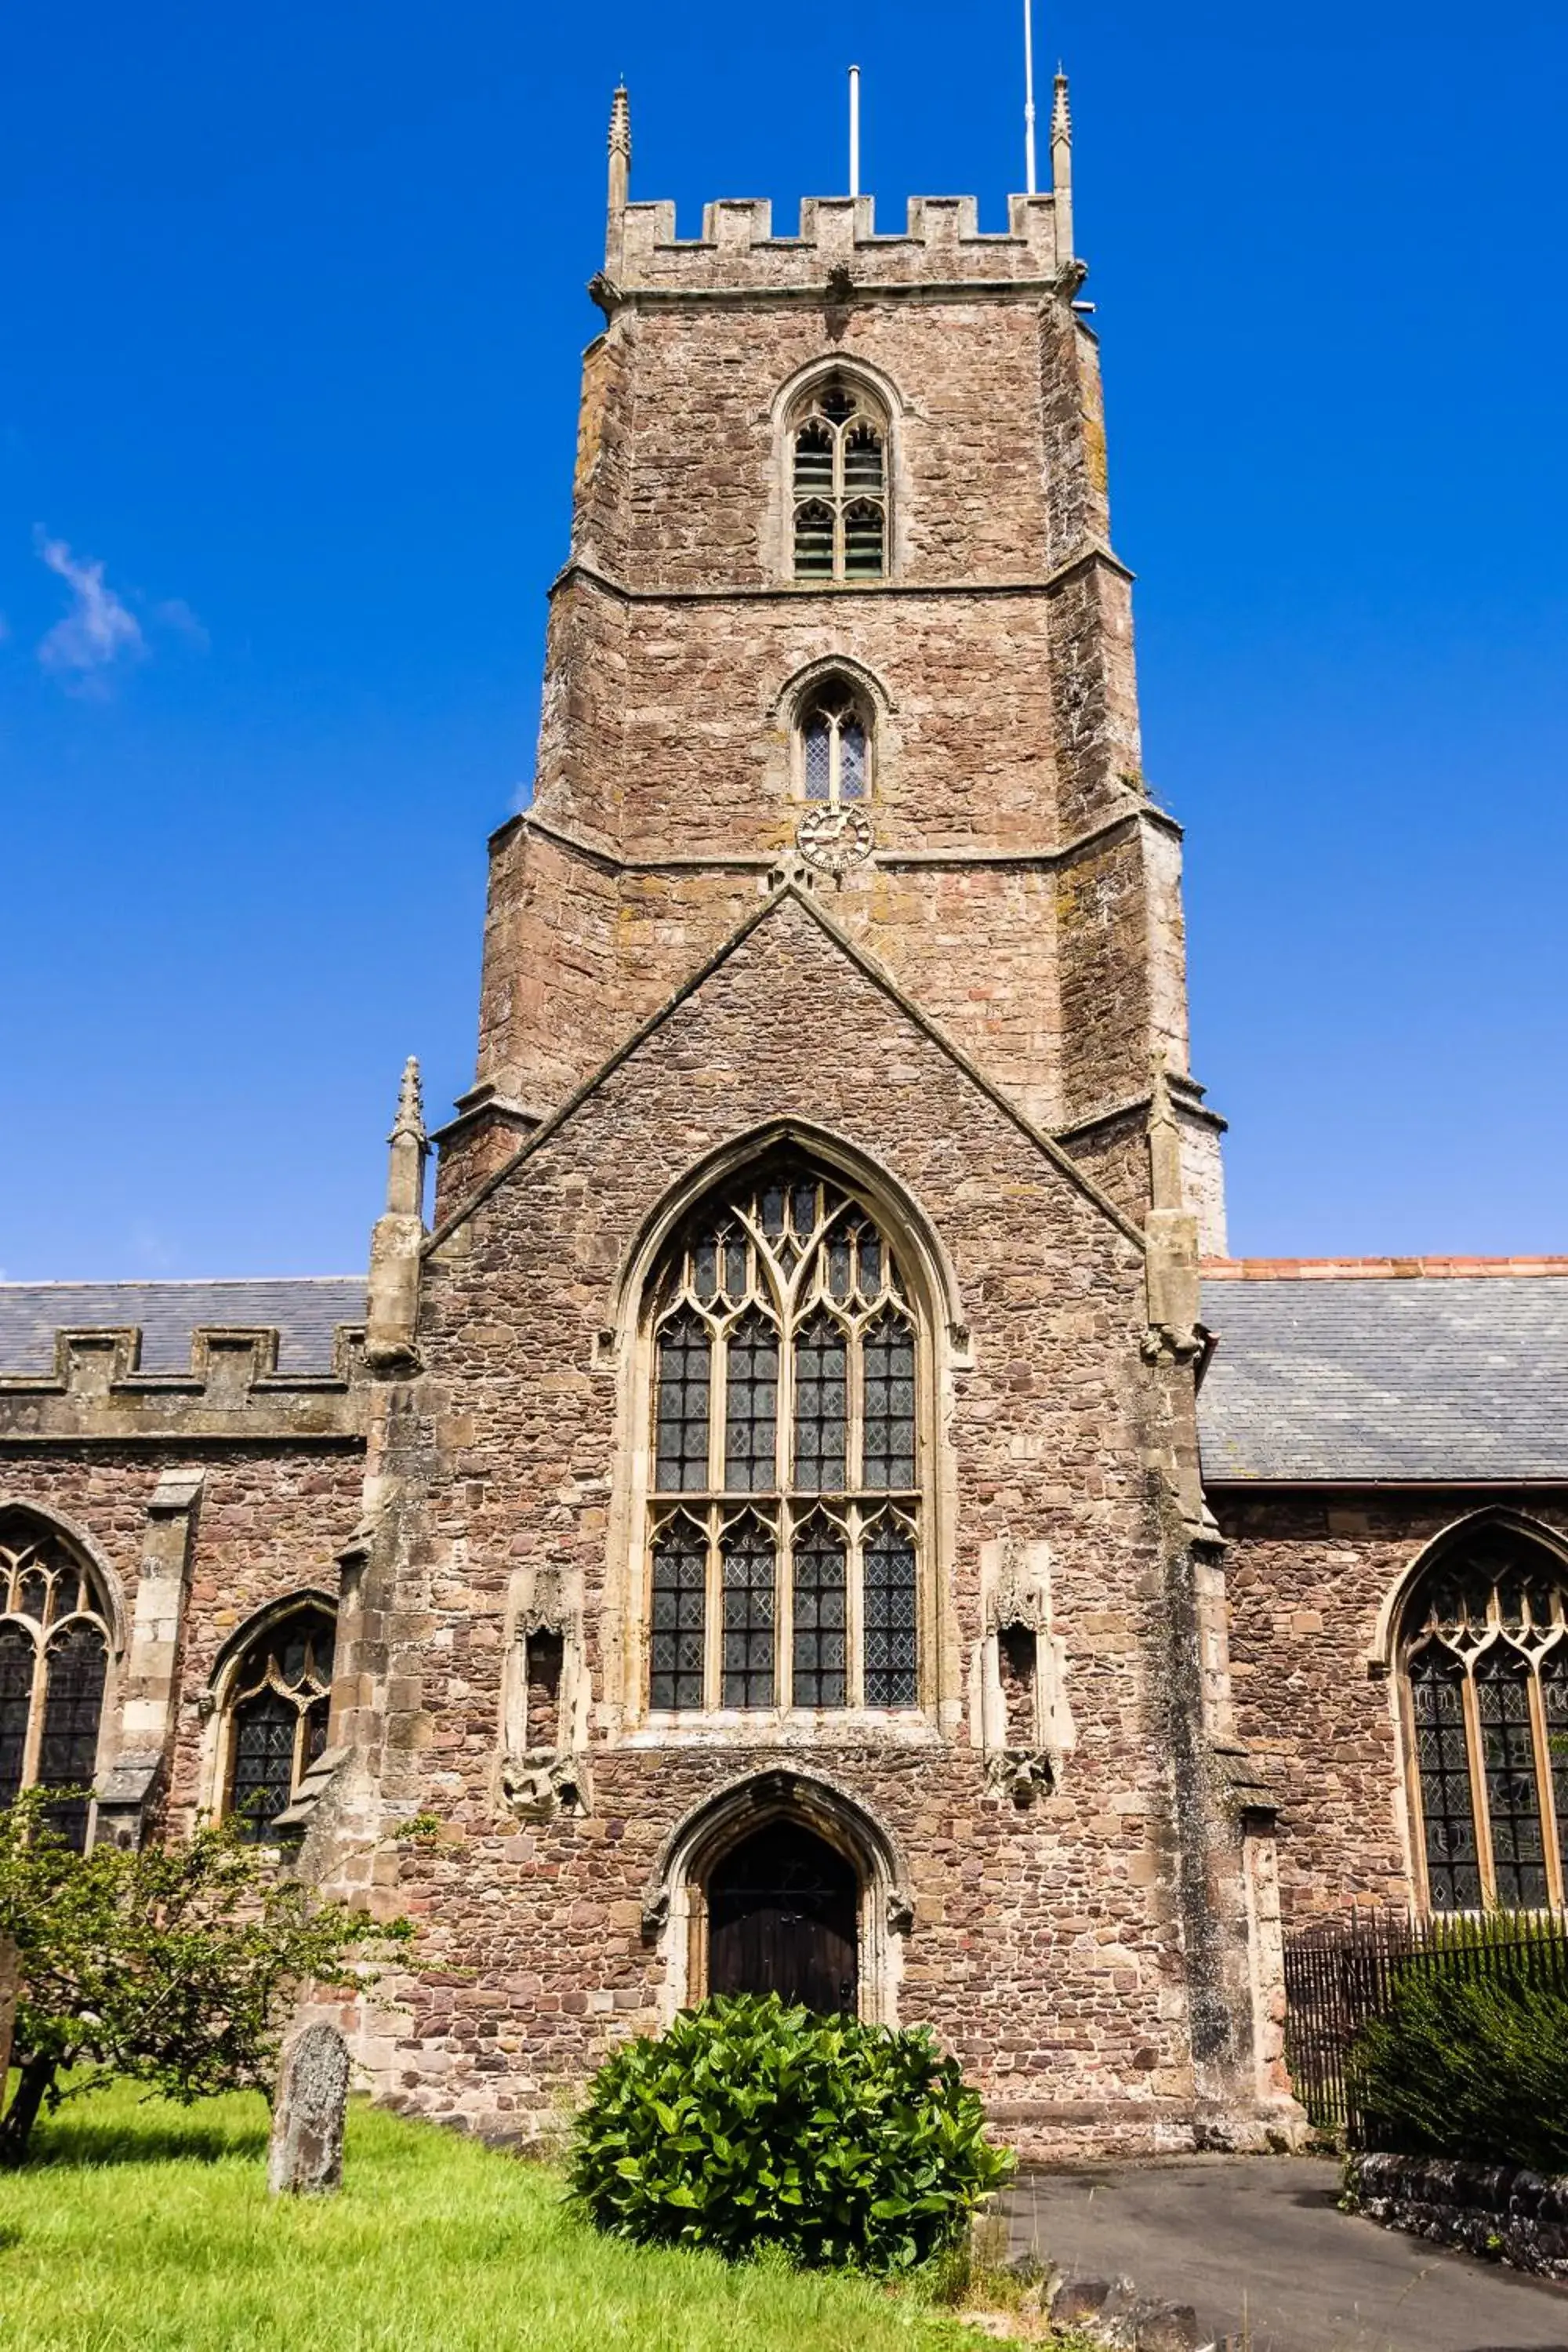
[[1199, 1264, 1568, 1483], [5, 1264, 1567, 1483], [0, 1279, 365, 1377]]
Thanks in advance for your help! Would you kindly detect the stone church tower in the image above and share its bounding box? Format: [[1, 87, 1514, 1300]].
[[9, 69, 1568, 2168], [318, 87, 1286, 2153]]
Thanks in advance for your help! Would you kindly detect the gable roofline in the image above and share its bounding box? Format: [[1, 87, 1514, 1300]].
[[426, 880, 1148, 1258], [1203, 1256, 1568, 1281]]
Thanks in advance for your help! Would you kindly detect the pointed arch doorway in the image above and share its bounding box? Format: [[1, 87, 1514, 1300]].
[[708, 1819, 859, 2014]]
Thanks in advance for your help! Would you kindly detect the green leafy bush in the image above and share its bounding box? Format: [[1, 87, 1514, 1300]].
[[1348, 1964, 1568, 2171], [569, 1993, 1013, 2272]]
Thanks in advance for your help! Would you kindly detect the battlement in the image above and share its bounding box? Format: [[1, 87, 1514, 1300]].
[[603, 78, 1078, 296], [613, 191, 1073, 295]]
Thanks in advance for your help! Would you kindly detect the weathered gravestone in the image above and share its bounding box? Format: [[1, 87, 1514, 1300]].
[[267, 2017, 350, 2196]]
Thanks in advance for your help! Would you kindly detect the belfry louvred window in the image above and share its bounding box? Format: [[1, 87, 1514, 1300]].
[[647, 1161, 920, 1715], [791, 379, 887, 582], [222, 1603, 336, 1842], [1402, 1534, 1568, 1911], [0, 1514, 111, 1852]]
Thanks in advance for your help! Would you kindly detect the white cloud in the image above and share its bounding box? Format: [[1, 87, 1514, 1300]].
[[34, 532, 145, 681], [155, 596, 209, 651]]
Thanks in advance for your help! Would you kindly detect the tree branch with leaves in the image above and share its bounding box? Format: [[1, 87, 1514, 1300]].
[[0, 1792, 412, 2165]]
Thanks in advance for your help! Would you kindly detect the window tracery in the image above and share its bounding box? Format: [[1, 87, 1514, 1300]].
[[0, 1516, 111, 1852], [220, 1602, 335, 1842], [1402, 1536, 1568, 1911], [644, 1160, 923, 1717], [790, 379, 887, 582]]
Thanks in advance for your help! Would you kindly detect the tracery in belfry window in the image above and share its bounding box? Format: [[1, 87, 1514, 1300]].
[[644, 1160, 923, 1716], [220, 1602, 335, 1842], [790, 379, 887, 582], [799, 681, 871, 807], [0, 1514, 111, 1853], [1401, 1534, 1568, 1911]]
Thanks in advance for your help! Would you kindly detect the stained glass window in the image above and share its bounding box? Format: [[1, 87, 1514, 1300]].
[[721, 1519, 776, 1709], [650, 1519, 707, 1712], [724, 1311, 779, 1494], [791, 380, 887, 581], [862, 1516, 917, 1708], [1403, 1539, 1568, 1911], [645, 1160, 924, 1714], [655, 1309, 712, 1492], [792, 1515, 848, 1708], [223, 1604, 335, 1842], [0, 1515, 113, 1849], [862, 1310, 916, 1489]]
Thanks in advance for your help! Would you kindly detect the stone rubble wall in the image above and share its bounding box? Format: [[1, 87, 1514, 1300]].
[[1348, 2151, 1568, 2282]]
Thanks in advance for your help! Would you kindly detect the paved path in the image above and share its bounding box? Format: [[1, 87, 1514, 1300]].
[[1003, 2156, 1568, 2352]]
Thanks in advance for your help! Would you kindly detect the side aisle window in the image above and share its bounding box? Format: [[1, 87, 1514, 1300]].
[[0, 1512, 112, 1853], [220, 1603, 336, 1841]]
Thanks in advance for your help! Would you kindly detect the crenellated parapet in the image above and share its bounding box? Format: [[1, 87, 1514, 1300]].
[[609, 191, 1075, 299], [600, 79, 1078, 299], [0, 1313, 367, 1446]]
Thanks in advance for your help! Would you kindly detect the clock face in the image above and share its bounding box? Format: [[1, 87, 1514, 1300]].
[[796, 802, 874, 877]]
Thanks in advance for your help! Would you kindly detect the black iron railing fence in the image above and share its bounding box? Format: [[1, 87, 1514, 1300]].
[[1283, 1907, 1568, 2140]]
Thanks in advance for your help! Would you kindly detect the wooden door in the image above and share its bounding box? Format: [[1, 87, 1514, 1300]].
[[707, 1822, 858, 2015]]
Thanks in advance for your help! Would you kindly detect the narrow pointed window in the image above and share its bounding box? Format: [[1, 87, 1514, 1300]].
[[644, 1159, 927, 1715], [789, 379, 887, 582], [0, 1514, 113, 1852], [798, 681, 873, 805], [221, 1602, 335, 1842], [1402, 1537, 1568, 1911]]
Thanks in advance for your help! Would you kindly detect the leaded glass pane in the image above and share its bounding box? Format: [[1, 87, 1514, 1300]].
[[650, 1523, 706, 1711], [863, 1521, 917, 1708], [839, 720, 866, 800], [1543, 1654, 1568, 1884], [862, 1309, 915, 1488], [804, 719, 832, 800], [724, 1310, 779, 1493], [793, 1311, 847, 1493], [17, 1573, 46, 1623], [721, 1521, 775, 1708], [230, 1688, 299, 1842], [655, 1308, 712, 1492], [1475, 1650, 1549, 1909], [793, 1518, 847, 1708], [0, 1624, 35, 1809], [38, 1621, 108, 1853], [1410, 1651, 1481, 1911]]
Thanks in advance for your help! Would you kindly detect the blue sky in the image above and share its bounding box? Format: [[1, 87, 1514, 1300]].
[[2, 1, 1565, 1277]]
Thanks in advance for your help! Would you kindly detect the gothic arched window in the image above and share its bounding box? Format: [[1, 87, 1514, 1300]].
[[646, 1160, 922, 1718], [1401, 1533, 1568, 1911], [790, 379, 887, 583], [220, 1602, 335, 1842], [0, 1513, 112, 1852], [799, 680, 871, 805]]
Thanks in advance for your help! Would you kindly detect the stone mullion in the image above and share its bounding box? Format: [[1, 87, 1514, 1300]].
[[1525, 1664, 1564, 1911], [1459, 1661, 1499, 1910], [777, 1315, 797, 1713], [845, 1501, 866, 1711], [702, 1504, 724, 1715], [20, 1635, 46, 1794]]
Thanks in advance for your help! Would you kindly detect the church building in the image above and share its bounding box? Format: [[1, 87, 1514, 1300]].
[[4, 85, 1566, 2158]]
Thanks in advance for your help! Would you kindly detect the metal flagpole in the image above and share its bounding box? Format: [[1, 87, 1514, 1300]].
[[1023, 0, 1037, 194], [849, 64, 861, 198]]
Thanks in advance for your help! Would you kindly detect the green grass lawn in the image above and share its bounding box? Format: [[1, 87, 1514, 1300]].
[[0, 2082, 990, 2352]]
